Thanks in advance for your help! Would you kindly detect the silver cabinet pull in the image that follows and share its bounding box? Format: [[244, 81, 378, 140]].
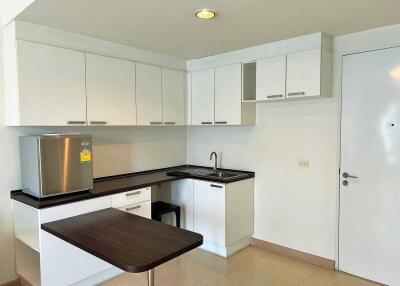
[[90, 121, 107, 125], [201, 122, 212, 125], [126, 205, 141, 211], [266, 94, 283, 99], [126, 191, 141, 197], [67, 121, 86, 125], [342, 172, 358, 179], [210, 184, 223, 188], [150, 122, 162, 125], [164, 122, 176, 125], [287, 92, 306, 97], [215, 121, 227, 124]]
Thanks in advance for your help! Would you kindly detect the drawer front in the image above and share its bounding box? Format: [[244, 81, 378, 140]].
[[111, 187, 151, 208], [119, 201, 151, 219]]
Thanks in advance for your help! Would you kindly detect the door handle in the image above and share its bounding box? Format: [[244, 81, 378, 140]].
[[342, 172, 358, 179]]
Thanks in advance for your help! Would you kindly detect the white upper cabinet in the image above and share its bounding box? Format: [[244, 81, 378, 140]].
[[215, 63, 242, 125], [86, 54, 136, 126], [256, 55, 286, 101], [286, 48, 322, 98], [16, 40, 86, 126], [136, 63, 163, 126], [162, 68, 185, 125], [191, 69, 215, 125]]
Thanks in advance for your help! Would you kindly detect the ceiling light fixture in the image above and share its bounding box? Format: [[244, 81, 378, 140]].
[[195, 9, 216, 20]]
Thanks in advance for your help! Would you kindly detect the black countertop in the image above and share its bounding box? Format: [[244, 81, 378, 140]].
[[11, 165, 254, 209]]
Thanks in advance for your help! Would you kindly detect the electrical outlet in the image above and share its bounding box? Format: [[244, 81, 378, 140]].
[[298, 160, 310, 168]]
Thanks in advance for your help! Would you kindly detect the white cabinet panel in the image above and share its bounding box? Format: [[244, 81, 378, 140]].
[[119, 201, 151, 219], [286, 49, 321, 98], [191, 69, 214, 126], [162, 68, 185, 125], [86, 54, 136, 126], [111, 187, 151, 208], [17, 40, 86, 126], [136, 63, 162, 126], [215, 63, 242, 125], [256, 55, 286, 101], [193, 180, 225, 246]]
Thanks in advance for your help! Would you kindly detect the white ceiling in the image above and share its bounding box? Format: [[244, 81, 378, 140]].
[[17, 0, 400, 59]]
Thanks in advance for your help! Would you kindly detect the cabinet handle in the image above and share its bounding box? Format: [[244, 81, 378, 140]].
[[90, 121, 107, 125], [287, 92, 306, 97], [126, 191, 141, 197], [67, 121, 86, 125], [201, 122, 212, 125], [210, 184, 223, 188], [164, 122, 176, 125], [150, 122, 162, 125], [126, 205, 141, 211], [215, 121, 227, 124], [266, 94, 283, 99]]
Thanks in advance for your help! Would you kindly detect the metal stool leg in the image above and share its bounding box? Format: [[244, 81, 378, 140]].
[[175, 209, 180, 228], [147, 268, 154, 286]]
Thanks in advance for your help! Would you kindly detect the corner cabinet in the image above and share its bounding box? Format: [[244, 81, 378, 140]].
[[190, 65, 256, 126], [86, 53, 136, 126], [5, 40, 87, 126]]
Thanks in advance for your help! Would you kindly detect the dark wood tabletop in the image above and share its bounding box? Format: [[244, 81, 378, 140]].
[[41, 208, 203, 272]]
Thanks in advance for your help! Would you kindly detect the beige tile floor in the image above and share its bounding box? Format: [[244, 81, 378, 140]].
[[102, 247, 379, 286]]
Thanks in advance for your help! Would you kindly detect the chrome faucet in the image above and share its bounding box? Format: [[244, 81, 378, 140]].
[[210, 152, 218, 171]]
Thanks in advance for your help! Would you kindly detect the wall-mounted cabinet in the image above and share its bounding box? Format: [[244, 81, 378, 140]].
[[86, 53, 136, 126], [7, 40, 87, 126], [190, 65, 256, 126], [191, 68, 215, 125], [136, 63, 163, 126], [256, 55, 286, 101], [246, 47, 332, 102], [162, 68, 185, 125]]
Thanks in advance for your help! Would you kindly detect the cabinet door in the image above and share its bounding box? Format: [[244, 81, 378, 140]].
[[193, 180, 225, 246], [286, 49, 321, 98], [136, 63, 162, 125], [162, 68, 185, 125], [256, 55, 286, 101], [86, 54, 136, 126], [215, 63, 242, 125], [17, 40, 86, 126], [191, 69, 214, 126]]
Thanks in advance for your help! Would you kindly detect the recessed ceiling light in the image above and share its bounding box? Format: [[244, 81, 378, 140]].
[[195, 9, 216, 20]]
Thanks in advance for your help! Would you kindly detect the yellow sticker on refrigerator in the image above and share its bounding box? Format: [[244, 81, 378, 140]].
[[80, 149, 92, 162]]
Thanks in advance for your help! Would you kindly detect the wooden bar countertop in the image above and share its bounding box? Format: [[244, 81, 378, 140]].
[[41, 208, 203, 272]]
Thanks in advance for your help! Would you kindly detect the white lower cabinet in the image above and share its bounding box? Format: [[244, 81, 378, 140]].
[[193, 179, 254, 257], [119, 201, 151, 219]]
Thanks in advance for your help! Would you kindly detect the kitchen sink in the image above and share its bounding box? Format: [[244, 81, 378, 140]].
[[167, 168, 246, 181]]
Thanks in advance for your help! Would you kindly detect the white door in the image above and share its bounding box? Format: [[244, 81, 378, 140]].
[[86, 54, 136, 126], [162, 68, 185, 125], [215, 63, 242, 125], [256, 55, 286, 101], [193, 180, 225, 246], [340, 47, 400, 285], [286, 49, 321, 99], [191, 69, 214, 126], [136, 63, 162, 126], [17, 40, 86, 126]]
